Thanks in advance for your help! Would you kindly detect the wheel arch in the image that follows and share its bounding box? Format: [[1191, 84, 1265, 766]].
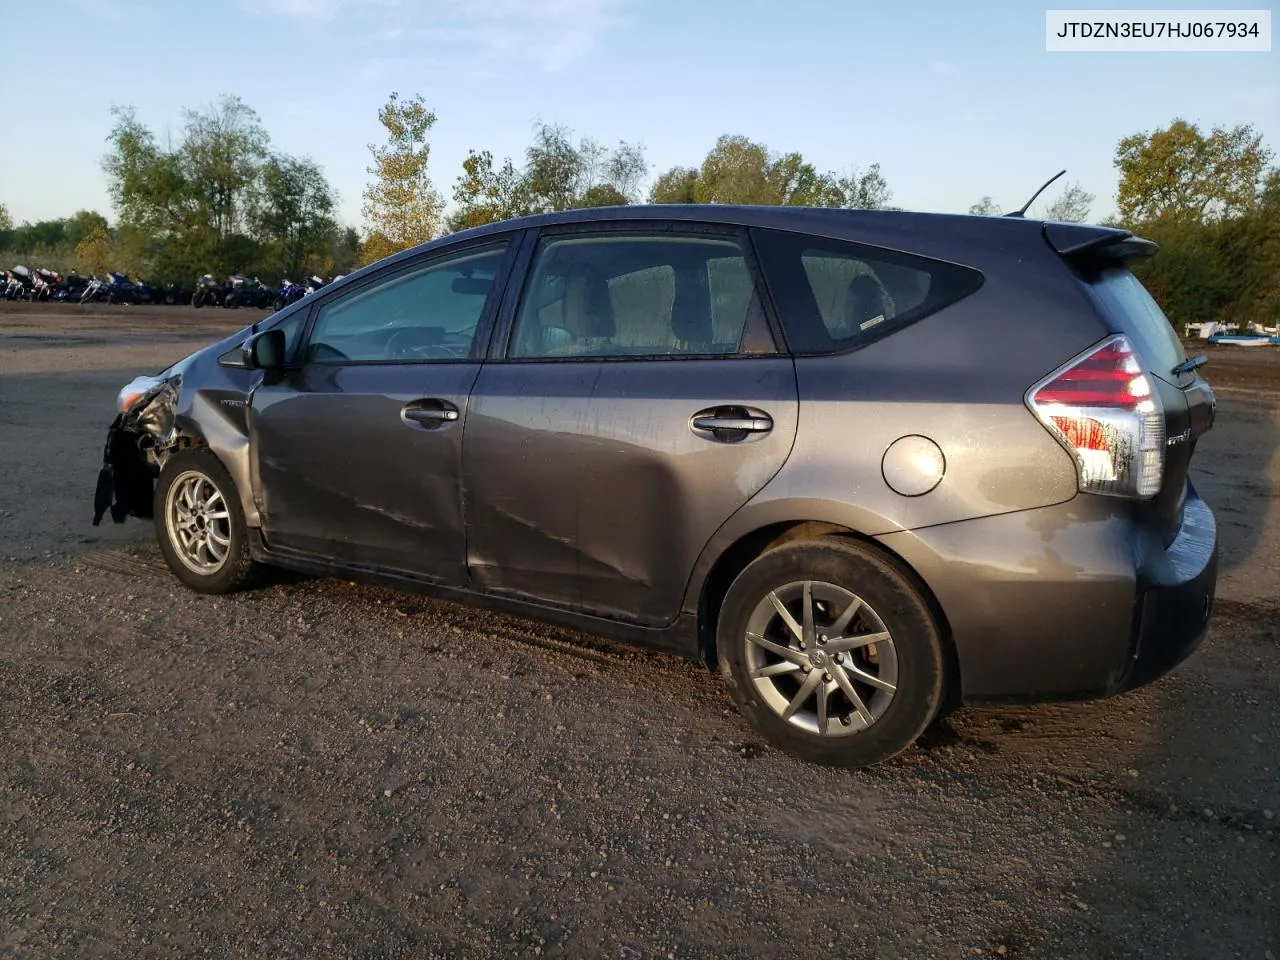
[[691, 515, 961, 714]]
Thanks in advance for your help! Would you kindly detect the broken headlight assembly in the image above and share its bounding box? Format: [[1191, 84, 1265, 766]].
[[117, 375, 167, 413]]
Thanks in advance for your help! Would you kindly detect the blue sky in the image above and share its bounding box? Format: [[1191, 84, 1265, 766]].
[[1, 0, 1276, 228]]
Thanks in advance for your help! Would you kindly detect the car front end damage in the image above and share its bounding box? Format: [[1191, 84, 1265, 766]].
[[92, 375, 183, 526]]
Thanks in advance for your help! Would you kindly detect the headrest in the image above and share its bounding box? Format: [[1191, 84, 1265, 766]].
[[846, 274, 886, 330], [562, 264, 614, 339], [671, 268, 712, 345]]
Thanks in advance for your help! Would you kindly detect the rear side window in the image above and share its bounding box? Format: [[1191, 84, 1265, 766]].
[[1082, 267, 1186, 379], [508, 232, 772, 359], [752, 229, 983, 354]]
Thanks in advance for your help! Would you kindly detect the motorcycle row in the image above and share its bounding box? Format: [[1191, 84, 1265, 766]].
[[2, 265, 342, 312]]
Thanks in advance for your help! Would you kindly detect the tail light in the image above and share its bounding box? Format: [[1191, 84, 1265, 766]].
[[1027, 335, 1164, 499]]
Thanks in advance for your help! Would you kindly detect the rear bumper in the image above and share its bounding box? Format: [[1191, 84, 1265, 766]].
[[1120, 494, 1217, 691], [875, 487, 1217, 701]]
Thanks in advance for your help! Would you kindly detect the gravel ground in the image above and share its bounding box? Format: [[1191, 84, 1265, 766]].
[[1, 302, 1277, 959]]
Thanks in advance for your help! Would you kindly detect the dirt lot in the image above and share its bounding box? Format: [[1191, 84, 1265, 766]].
[[1, 301, 1277, 959]]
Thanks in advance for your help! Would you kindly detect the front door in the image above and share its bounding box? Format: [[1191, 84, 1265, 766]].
[[249, 239, 514, 583], [462, 226, 798, 626]]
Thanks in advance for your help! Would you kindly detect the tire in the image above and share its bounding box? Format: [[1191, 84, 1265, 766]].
[[153, 447, 257, 594], [716, 537, 944, 767], [192, 290, 205, 308]]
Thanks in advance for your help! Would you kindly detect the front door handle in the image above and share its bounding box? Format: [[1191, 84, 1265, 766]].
[[401, 399, 460, 429], [690, 406, 773, 442]]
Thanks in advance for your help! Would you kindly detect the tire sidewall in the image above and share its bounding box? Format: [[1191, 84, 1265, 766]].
[[717, 539, 944, 767], [153, 448, 254, 594]]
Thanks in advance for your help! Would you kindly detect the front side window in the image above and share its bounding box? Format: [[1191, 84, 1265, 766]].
[[267, 308, 307, 362], [508, 232, 769, 359], [752, 229, 983, 355], [306, 243, 507, 363]]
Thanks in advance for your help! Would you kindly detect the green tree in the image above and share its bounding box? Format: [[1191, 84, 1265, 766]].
[[1040, 182, 1094, 222], [1115, 119, 1272, 223], [968, 196, 1002, 216], [603, 141, 648, 202], [692, 135, 776, 204], [103, 97, 276, 279], [579, 184, 629, 207], [254, 154, 337, 278], [361, 91, 444, 263], [660, 136, 889, 209], [65, 210, 111, 246], [331, 226, 361, 274], [648, 166, 698, 203], [836, 165, 892, 209], [522, 122, 586, 213], [0, 203, 12, 233], [181, 96, 269, 241], [448, 149, 528, 232]]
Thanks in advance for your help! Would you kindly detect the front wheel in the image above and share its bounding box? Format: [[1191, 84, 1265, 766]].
[[154, 448, 258, 594], [717, 538, 945, 767]]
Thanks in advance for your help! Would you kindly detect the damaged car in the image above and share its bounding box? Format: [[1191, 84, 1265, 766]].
[[93, 204, 1219, 767]]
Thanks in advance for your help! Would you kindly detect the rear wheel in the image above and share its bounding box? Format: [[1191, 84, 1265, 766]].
[[717, 538, 944, 767], [154, 448, 257, 594]]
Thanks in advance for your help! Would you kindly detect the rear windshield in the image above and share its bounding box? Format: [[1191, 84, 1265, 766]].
[[1083, 267, 1187, 380], [751, 228, 984, 355]]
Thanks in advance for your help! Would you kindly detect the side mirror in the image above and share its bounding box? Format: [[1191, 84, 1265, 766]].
[[247, 328, 286, 370], [219, 328, 287, 371]]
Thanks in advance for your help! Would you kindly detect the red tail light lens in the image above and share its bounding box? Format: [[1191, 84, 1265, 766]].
[[1027, 335, 1165, 499]]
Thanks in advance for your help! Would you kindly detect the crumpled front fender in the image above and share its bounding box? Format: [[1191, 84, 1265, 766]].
[[92, 378, 181, 526]]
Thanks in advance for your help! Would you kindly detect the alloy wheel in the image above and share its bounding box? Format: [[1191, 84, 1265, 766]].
[[743, 580, 899, 737], [164, 470, 232, 575]]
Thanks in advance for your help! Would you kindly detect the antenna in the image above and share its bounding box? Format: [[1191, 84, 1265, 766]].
[[1004, 169, 1066, 218]]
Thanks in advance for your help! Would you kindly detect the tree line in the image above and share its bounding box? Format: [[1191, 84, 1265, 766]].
[[0, 95, 1274, 331]]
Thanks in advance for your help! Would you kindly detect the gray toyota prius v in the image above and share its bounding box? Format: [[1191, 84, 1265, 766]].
[[93, 205, 1218, 767]]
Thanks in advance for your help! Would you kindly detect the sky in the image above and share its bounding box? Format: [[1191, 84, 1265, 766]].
[[0, 0, 1276, 229]]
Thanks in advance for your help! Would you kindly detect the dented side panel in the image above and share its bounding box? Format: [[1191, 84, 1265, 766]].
[[248, 362, 481, 584], [462, 357, 800, 627]]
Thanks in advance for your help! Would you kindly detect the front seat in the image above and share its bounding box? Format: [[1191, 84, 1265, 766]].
[[546, 264, 616, 356]]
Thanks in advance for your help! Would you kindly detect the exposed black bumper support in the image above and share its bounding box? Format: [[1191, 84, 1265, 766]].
[[92, 413, 157, 526]]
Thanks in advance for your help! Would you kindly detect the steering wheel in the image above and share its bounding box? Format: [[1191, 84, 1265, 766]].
[[385, 326, 478, 361], [385, 328, 438, 361]]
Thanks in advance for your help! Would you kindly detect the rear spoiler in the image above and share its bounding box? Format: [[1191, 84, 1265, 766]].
[[1043, 222, 1158, 264]]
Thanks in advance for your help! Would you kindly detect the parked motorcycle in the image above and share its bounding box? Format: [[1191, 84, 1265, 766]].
[[54, 274, 92, 302], [191, 274, 225, 308], [131, 277, 155, 304], [159, 281, 190, 306], [105, 272, 137, 304], [224, 274, 273, 309], [5, 266, 33, 300], [80, 276, 110, 303], [272, 278, 308, 312], [31, 268, 62, 301]]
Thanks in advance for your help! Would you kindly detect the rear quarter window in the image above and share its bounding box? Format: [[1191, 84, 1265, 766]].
[[751, 228, 983, 355]]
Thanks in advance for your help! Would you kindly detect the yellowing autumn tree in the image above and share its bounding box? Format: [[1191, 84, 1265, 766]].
[[75, 225, 112, 276], [360, 92, 443, 265]]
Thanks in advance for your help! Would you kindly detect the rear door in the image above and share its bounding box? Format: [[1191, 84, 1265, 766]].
[[461, 223, 798, 626], [248, 237, 516, 582]]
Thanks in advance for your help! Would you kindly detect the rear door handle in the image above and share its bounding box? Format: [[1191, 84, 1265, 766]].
[[401, 399, 460, 429], [690, 406, 773, 442]]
